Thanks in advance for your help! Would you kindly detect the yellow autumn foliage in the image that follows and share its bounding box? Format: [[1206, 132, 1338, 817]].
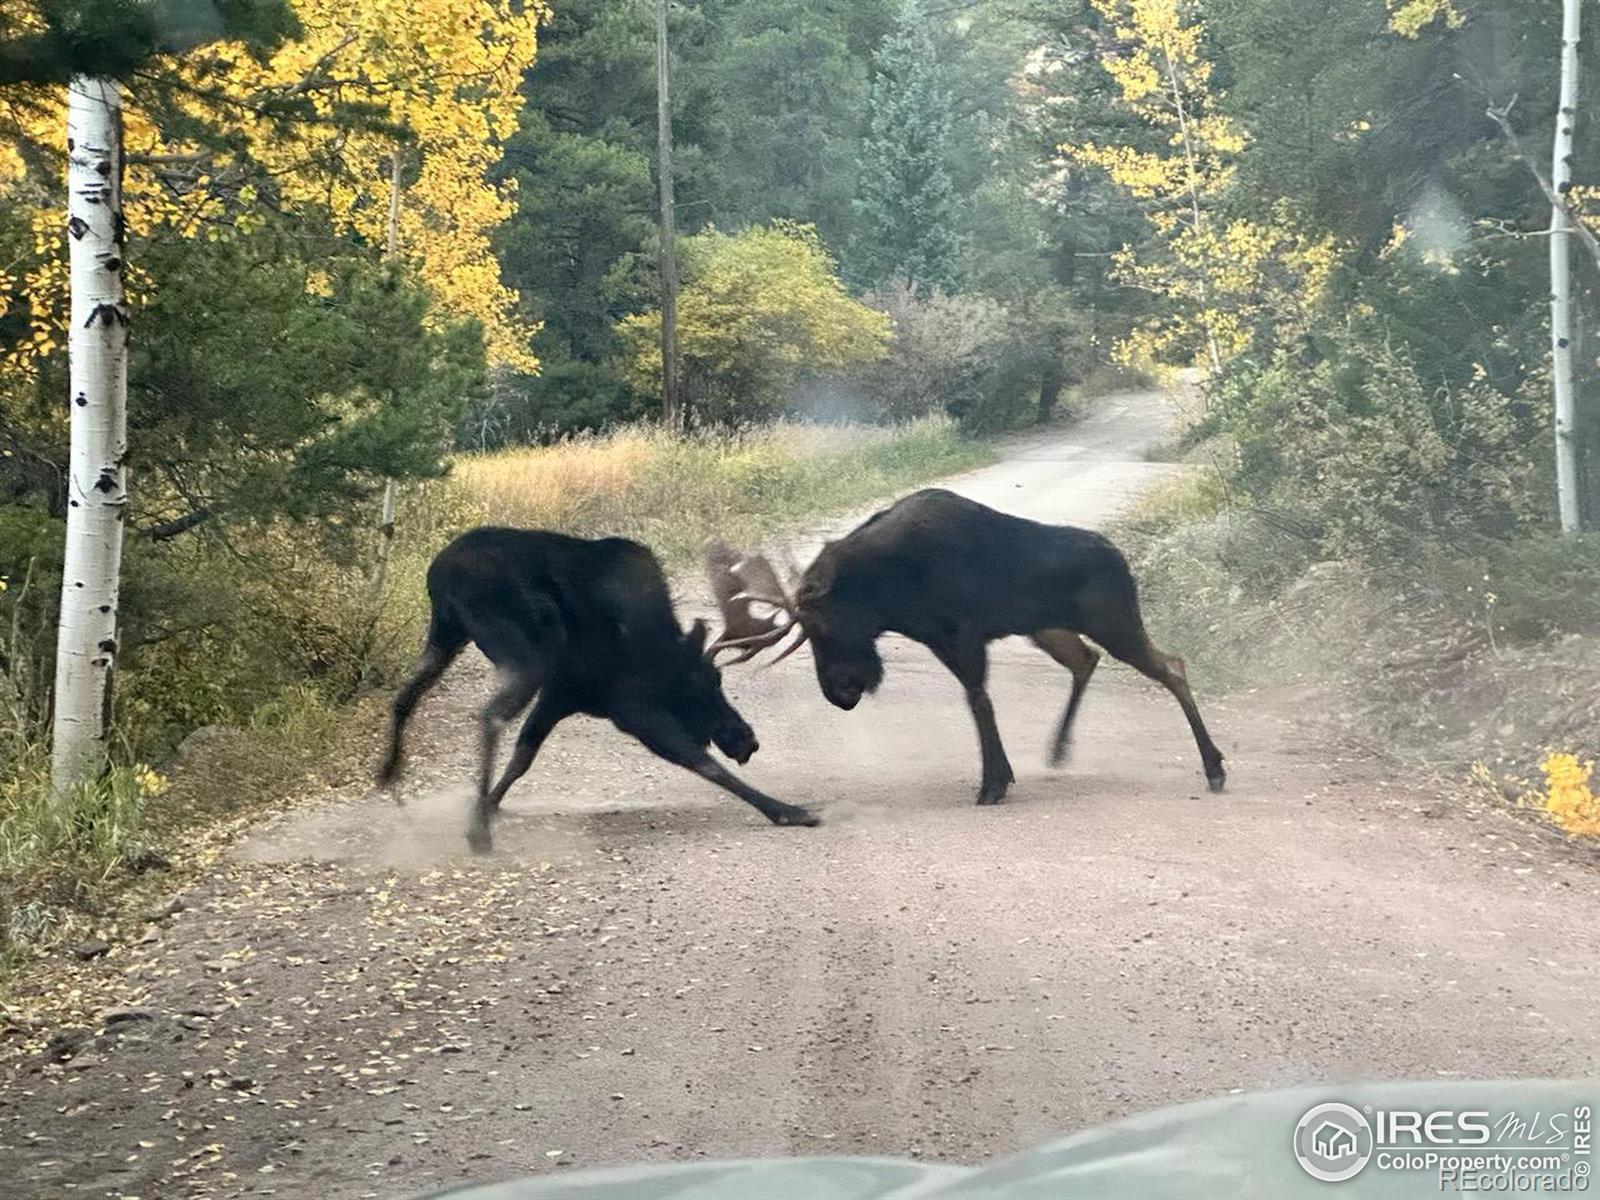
[[0, 0, 544, 383], [620, 223, 890, 421], [181, 0, 545, 370], [1534, 753, 1600, 839], [0, 140, 23, 185], [1387, 0, 1464, 39], [1092, 0, 1212, 104], [1114, 213, 1340, 365], [132, 763, 170, 799], [1068, 143, 1188, 200], [1060, 0, 1342, 370], [1063, 0, 1236, 203]]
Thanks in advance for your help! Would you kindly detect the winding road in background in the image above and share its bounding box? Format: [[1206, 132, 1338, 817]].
[[5, 390, 1598, 1200]]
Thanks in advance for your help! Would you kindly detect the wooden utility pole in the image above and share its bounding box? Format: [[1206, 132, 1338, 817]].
[[654, 0, 681, 431]]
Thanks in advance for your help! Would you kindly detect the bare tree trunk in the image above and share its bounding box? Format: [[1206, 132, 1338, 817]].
[[385, 147, 403, 263], [51, 77, 128, 797], [371, 476, 399, 598], [1159, 41, 1224, 379], [1036, 357, 1065, 425], [370, 149, 404, 606], [655, 0, 682, 433], [1550, 0, 1583, 534]]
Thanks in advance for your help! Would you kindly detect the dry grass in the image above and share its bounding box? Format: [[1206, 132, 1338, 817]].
[[446, 417, 989, 568]]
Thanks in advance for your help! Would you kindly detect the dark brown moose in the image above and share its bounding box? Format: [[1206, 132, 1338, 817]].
[[708, 488, 1226, 803], [381, 527, 818, 852]]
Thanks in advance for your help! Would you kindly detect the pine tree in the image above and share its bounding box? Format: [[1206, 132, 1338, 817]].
[[852, 0, 958, 294]]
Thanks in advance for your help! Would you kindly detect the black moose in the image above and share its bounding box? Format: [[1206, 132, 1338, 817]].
[[381, 527, 818, 852], [708, 488, 1225, 803]]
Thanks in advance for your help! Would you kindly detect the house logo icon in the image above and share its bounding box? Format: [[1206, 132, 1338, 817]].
[[1313, 1120, 1359, 1160], [1294, 1102, 1375, 1182]]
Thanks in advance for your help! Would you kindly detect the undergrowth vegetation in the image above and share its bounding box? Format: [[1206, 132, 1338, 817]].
[[1119, 392, 1600, 843], [0, 417, 986, 970]]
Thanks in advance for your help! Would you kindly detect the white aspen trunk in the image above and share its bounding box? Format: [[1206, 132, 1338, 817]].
[[1551, 0, 1583, 534], [51, 77, 129, 797]]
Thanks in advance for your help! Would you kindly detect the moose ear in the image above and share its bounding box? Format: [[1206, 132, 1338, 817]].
[[685, 618, 709, 656]]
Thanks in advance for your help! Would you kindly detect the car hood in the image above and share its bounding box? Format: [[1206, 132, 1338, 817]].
[[411, 1079, 1596, 1199]]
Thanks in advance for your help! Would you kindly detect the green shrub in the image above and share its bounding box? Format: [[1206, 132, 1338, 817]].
[[619, 223, 892, 427], [1406, 532, 1600, 641], [248, 683, 341, 743], [1209, 340, 1549, 561], [0, 752, 164, 965], [1117, 472, 1322, 686], [844, 284, 1046, 432]]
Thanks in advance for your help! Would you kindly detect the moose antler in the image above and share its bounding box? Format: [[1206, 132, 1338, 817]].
[[704, 540, 809, 665]]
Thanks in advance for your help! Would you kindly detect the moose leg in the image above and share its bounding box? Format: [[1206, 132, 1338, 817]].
[[467, 669, 543, 853], [616, 706, 819, 827], [464, 611, 561, 853], [378, 615, 467, 786], [1031, 628, 1100, 767], [1146, 650, 1226, 792], [688, 757, 821, 827], [478, 669, 544, 795], [484, 691, 570, 812], [1097, 632, 1226, 793], [929, 633, 1014, 805]]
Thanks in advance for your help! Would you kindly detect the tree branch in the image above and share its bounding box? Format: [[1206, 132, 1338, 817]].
[[1486, 99, 1600, 273], [276, 31, 361, 101], [141, 508, 214, 542], [126, 150, 216, 168]]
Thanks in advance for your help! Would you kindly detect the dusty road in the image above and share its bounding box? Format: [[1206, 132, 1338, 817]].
[[4, 391, 1598, 1199]]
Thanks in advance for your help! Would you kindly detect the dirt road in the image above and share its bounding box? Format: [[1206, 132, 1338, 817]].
[[5, 392, 1598, 1200]]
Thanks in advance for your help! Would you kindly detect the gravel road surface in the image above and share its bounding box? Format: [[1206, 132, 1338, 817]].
[[5, 391, 1596, 1200]]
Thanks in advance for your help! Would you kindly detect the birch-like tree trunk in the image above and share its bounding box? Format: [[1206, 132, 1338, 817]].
[[51, 77, 129, 796], [1550, 0, 1583, 534]]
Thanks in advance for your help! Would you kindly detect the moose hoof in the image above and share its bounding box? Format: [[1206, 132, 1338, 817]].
[[975, 784, 1008, 806], [1206, 770, 1227, 794], [466, 824, 494, 855], [771, 804, 820, 827]]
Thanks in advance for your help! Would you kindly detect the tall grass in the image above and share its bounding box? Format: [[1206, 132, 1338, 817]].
[[0, 748, 159, 966], [448, 416, 988, 567]]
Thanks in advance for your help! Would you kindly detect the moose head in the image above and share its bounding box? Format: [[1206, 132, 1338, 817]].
[[704, 540, 883, 711]]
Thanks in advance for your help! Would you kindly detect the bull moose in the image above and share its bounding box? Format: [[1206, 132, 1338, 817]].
[[380, 527, 818, 852], [708, 488, 1225, 803]]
